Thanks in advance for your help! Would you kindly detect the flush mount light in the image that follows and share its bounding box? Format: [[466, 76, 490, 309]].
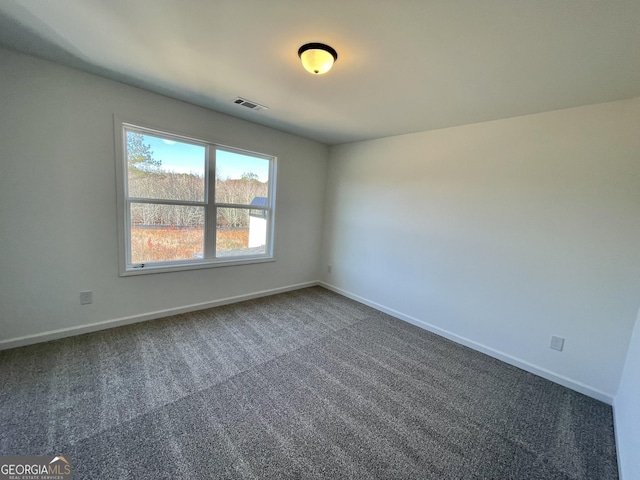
[[298, 43, 338, 75]]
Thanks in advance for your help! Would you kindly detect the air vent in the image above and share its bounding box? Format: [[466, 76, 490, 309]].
[[233, 97, 268, 112]]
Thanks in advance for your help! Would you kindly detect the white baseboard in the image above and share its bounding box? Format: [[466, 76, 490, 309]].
[[0, 281, 318, 351], [319, 281, 614, 405]]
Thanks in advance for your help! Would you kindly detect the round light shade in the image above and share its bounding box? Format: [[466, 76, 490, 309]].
[[298, 43, 338, 75]]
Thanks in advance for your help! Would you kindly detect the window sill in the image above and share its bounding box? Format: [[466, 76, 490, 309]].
[[119, 256, 275, 276]]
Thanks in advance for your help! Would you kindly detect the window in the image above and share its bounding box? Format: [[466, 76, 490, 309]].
[[115, 120, 276, 275]]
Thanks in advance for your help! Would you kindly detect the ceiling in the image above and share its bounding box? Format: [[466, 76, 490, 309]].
[[1, 0, 639, 145]]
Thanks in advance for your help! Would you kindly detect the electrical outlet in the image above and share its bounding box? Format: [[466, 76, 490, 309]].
[[550, 335, 564, 352], [327, 264, 332, 274], [80, 291, 93, 305]]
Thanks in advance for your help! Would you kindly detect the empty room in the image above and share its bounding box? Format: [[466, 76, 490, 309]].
[[1, 1, 639, 479]]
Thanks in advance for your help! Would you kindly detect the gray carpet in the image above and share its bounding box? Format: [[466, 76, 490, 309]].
[[0, 287, 618, 479]]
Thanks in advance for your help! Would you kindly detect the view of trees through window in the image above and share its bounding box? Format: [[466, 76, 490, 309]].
[[126, 130, 270, 264]]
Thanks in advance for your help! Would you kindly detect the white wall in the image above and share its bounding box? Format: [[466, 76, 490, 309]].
[[615, 308, 640, 479], [321, 98, 640, 401], [0, 47, 328, 347]]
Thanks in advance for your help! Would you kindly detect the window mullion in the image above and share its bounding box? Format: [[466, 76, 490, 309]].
[[204, 145, 217, 259], [128, 197, 205, 207], [215, 202, 265, 209]]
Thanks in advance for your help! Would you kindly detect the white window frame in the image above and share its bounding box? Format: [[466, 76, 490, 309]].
[[114, 117, 276, 276]]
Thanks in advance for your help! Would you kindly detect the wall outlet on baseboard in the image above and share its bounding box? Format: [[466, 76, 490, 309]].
[[327, 264, 332, 274], [550, 335, 564, 352], [80, 291, 93, 305]]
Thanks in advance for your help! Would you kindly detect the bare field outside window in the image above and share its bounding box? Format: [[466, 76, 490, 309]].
[[131, 227, 249, 263]]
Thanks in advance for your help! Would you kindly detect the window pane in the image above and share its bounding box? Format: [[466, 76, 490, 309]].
[[215, 149, 269, 205], [126, 130, 205, 201], [130, 203, 204, 263], [217, 207, 267, 257]]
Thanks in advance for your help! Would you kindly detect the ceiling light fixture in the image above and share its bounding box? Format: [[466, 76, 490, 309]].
[[298, 43, 338, 75]]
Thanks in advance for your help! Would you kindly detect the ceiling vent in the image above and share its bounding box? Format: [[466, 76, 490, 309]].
[[233, 97, 268, 112]]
